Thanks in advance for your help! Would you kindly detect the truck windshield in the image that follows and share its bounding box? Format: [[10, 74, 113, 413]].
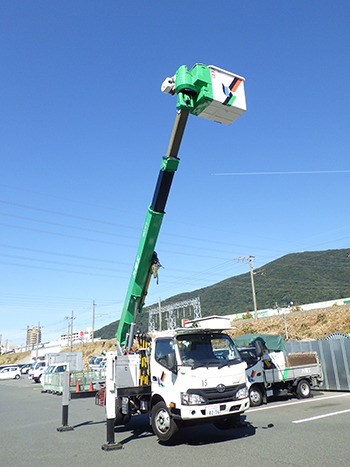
[[177, 333, 242, 369]]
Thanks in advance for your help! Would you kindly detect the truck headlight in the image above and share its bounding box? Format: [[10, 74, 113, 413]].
[[236, 386, 248, 400], [181, 392, 205, 405]]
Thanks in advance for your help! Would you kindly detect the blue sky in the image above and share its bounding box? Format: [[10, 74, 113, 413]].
[[1, 1, 350, 345]]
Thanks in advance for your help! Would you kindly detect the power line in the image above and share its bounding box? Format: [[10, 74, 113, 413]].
[[0, 211, 140, 240], [0, 243, 128, 265], [0, 199, 139, 231], [213, 170, 350, 176]]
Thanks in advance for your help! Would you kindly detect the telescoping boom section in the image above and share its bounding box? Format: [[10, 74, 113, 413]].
[[116, 63, 246, 346], [116, 110, 189, 346]]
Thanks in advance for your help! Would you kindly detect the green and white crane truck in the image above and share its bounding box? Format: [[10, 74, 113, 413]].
[[101, 64, 249, 447], [233, 334, 324, 406]]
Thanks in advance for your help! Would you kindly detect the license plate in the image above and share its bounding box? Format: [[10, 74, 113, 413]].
[[205, 405, 220, 416]]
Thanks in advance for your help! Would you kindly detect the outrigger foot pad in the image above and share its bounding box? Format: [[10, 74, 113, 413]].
[[57, 426, 74, 432], [101, 442, 123, 451]]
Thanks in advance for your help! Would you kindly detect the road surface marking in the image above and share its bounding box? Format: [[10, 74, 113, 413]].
[[293, 408, 350, 424], [247, 392, 350, 413]]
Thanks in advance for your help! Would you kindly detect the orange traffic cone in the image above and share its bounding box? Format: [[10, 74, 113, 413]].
[[76, 381, 80, 392], [89, 380, 93, 391]]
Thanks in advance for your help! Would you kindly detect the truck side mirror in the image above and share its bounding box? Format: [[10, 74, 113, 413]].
[[255, 340, 264, 358], [166, 352, 177, 374]]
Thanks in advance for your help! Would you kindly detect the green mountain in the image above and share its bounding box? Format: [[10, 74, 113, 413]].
[[94, 248, 350, 339]]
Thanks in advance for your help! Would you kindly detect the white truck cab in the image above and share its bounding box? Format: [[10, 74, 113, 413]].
[[150, 330, 249, 438]]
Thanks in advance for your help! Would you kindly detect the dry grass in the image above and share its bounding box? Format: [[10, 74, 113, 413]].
[[0, 351, 31, 366], [228, 305, 350, 340]]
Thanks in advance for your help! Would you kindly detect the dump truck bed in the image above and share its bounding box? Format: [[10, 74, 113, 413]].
[[264, 361, 323, 385]]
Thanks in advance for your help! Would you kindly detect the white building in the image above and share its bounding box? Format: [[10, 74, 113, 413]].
[[60, 328, 93, 347]]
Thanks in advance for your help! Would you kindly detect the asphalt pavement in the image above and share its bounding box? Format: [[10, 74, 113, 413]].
[[1, 377, 350, 467]]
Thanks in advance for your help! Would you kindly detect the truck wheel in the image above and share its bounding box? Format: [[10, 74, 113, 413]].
[[151, 401, 178, 442], [213, 413, 240, 430], [296, 379, 311, 399], [249, 386, 263, 406]]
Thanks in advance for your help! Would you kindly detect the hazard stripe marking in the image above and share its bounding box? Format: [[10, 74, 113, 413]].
[[230, 78, 242, 93]]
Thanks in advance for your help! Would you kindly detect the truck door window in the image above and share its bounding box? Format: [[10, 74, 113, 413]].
[[155, 339, 175, 370], [237, 348, 258, 368]]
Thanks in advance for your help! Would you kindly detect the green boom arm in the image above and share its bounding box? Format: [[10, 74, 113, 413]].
[[116, 109, 189, 346], [116, 63, 246, 346]]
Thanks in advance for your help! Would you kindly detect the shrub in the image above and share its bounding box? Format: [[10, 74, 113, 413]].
[[316, 313, 328, 324], [242, 312, 253, 320]]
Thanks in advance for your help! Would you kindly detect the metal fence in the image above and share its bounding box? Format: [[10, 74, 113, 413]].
[[42, 370, 105, 394], [286, 339, 350, 391]]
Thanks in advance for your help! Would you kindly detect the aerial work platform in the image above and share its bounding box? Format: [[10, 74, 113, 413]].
[[162, 63, 246, 125]]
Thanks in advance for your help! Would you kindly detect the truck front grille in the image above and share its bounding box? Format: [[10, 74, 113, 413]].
[[187, 383, 246, 405]]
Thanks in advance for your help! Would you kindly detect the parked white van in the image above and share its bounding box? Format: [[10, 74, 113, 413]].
[[32, 361, 47, 383]]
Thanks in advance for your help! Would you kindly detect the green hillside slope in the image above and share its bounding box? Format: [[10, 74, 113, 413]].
[[95, 248, 350, 339]]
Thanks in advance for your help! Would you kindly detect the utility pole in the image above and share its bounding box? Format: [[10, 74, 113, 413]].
[[275, 302, 288, 340], [92, 300, 95, 343], [158, 297, 162, 331], [248, 255, 258, 319], [70, 311, 74, 352], [233, 255, 257, 318], [25, 325, 29, 352], [233, 255, 265, 319], [36, 321, 40, 360]]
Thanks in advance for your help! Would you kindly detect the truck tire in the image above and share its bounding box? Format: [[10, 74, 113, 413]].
[[151, 401, 178, 442], [213, 413, 240, 430], [296, 379, 311, 399], [249, 386, 263, 406]]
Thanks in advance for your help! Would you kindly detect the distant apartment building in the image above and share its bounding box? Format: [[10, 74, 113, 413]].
[[26, 326, 41, 347]]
